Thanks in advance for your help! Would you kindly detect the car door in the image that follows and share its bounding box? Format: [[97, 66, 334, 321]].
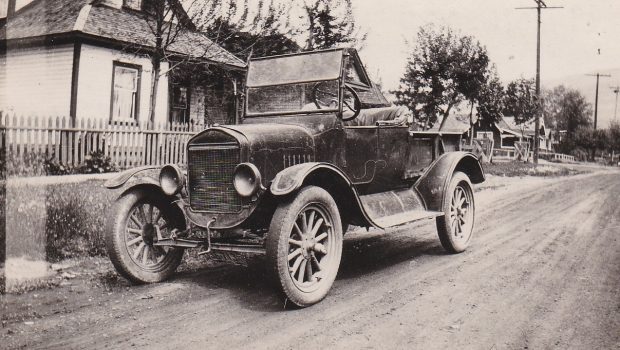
[[342, 125, 378, 185], [373, 124, 410, 191]]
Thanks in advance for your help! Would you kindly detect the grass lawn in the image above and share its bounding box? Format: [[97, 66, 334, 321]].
[[482, 161, 583, 177]]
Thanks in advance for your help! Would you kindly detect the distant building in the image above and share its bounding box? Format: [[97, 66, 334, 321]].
[[0, 0, 245, 126], [475, 115, 549, 152]]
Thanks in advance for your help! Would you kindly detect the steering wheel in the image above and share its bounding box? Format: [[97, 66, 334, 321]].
[[341, 85, 361, 121], [312, 81, 338, 109]]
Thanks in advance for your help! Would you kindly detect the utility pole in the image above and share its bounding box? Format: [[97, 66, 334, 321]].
[[610, 85, 620, 120], [586, 73, 611, 129], [516, 0, 563, 164]]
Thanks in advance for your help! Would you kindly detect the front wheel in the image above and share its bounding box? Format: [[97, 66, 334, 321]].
[[436, 172, 475, 253], [266, 186, 343, 307], [105, 189, 185, 283]]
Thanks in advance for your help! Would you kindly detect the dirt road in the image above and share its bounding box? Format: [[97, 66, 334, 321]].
[[2, 170, 620, 349]]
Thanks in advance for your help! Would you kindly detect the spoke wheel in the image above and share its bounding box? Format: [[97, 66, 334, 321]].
[[266, 186, 343, 307], [105, 189, 185, 283], [436, 172, 475, 253]]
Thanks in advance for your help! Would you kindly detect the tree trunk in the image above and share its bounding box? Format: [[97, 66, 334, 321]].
[[148, 58, 161, 129], [438, 103, 454, 131], [469, 101, 474, 145]]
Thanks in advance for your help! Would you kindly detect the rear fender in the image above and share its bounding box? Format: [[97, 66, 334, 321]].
[[414, 152, 484, 212]]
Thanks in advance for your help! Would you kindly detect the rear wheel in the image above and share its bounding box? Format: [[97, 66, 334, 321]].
[[105, 189, 185, 283], [266, 186, 343, 307], [436, 172, 475, 253]]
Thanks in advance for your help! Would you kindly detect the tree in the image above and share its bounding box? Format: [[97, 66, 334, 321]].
[[542, 85, 591, 134], [503, 78, 540, 126], [206, 2, 300, 61], [134, 0, 292, 126], [302, 0, 365, 50], [476, 71, 505, 130], [392, 25, 492, 130]]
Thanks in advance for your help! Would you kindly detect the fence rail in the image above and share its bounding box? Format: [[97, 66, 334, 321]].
[[0, 113, 208, 174]]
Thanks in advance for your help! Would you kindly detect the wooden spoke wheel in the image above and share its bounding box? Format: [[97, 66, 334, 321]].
[[436, 171, 475, 253], [267, 186, 343, 307], [105, 189, 184, 283]]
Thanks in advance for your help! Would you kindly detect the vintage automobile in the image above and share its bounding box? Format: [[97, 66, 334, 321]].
[[104, 48, 484, 307]]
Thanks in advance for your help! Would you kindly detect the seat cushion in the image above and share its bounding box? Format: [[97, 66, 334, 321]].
[[344, 106, 411, 126]]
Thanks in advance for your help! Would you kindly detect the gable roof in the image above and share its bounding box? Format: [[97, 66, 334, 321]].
[[496, 116, 545, 137], [1, 0, 245, 68], [429, 113, 471, 134]]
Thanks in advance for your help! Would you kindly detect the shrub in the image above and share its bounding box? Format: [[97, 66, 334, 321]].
[[79, 151, 118, 174], [44, 156, 76, 176]]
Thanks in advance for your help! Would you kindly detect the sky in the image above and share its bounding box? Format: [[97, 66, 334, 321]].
[[352, 0, 620, 126], [3, 0, 619, 125]]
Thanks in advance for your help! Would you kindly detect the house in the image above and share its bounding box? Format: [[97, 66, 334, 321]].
[[475, 116, 549, 152], [427, 113, 471, 152], [0, 0, 246, 127]]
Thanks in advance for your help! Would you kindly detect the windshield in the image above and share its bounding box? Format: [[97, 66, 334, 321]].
[[247, 80, 340, 115], [246, 50, 343, 88], [245, 50, 344, 116]]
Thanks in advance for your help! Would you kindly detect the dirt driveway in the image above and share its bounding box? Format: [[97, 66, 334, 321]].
[[2, 170, 620, 349]]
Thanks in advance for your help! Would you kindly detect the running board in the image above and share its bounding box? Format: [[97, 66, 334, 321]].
[[373, 210, 443, 228], [359, 188, 443, 229]]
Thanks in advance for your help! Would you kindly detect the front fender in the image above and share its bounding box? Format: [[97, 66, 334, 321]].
[[104, 166, 161, 191], [270, 162, 352, 196], [414, 152, 485, 212]]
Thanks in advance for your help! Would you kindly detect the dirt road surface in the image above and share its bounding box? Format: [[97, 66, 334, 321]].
[[2, 170, 620, 349]]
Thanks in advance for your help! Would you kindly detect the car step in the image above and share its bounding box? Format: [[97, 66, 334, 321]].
[[373, 210, 443, 228]]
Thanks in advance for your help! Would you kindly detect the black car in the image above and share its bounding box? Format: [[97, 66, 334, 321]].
[[104, 48, 484, 307]]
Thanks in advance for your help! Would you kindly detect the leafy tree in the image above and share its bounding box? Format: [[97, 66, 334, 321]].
[[302, 0, 365, 50], [476, 71, 505, 130], [392, 25, 493, 130], [503, 78, 540, 126], [542, 85, 591, 134]]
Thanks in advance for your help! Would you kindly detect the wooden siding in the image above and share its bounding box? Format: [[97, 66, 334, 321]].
[[0, 44, 74, 117], [76, 44, 169, 125]]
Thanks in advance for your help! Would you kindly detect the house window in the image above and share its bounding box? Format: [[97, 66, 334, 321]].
[[123, 0, 142, 11], [169, 85, 190, 124], [476, 131, 493, 140], [110, 62, 141, 122]]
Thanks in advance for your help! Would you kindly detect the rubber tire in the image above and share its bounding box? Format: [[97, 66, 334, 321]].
[[436, 171, 475, 254], [105, 188, 185, 284], [266, 186, 343, 308]]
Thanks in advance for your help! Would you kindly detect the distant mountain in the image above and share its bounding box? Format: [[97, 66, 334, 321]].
[[544, 68, 620, 129]]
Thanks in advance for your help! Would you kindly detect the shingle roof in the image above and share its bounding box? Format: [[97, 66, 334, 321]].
[[429, 114, 471, 134], [497, 116, 545, 137], [1, 0, 245, 68]]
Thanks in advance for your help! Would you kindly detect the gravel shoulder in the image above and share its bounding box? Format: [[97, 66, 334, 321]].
[[2, 168, 619, 349]]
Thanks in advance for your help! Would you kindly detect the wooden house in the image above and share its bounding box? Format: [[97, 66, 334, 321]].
[[0, 0, 245, 127], [475, 115, 550, 152]]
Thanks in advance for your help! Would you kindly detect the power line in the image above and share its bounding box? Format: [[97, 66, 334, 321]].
[[515, 0, 563, 164], [585, 73, 611, 129]]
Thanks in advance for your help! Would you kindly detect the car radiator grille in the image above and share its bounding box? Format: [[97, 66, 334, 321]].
[[188, 146, 242, 213]]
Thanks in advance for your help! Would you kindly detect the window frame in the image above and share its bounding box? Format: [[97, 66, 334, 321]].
[[476, 131, 493, 140], [109, 61, 142, 124]]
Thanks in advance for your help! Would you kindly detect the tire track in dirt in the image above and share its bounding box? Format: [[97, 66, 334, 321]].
[[6, 172, 620, 350]]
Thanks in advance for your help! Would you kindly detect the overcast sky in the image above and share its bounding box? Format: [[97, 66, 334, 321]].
[[4, 0, 619, 124], [355, 0, 620, 87]]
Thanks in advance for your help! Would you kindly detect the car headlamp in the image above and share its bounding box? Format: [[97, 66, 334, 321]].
[[233, 163, 261, 197], [159, 164, 184, 196]]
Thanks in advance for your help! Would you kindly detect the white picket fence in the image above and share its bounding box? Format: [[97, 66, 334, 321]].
[[0, 113, 207, 171]]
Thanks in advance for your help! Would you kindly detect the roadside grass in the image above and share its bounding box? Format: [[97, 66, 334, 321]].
[[6, 178, 121, 263], [482, 161, 582, 177]]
